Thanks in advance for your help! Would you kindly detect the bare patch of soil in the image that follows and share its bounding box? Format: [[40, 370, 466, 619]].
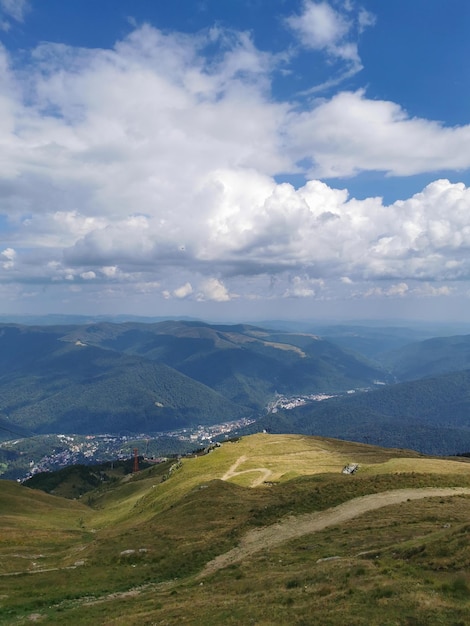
[[221, 454, 272, 486]]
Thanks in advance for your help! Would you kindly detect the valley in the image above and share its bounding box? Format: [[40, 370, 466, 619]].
[[3, 318, 470, 477], [0, 416, 255, 481], [2, 1, 469, 623], [2, 318, 470, 622]]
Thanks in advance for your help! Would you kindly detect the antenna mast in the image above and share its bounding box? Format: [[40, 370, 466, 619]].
[[133, 447, 139, 473]]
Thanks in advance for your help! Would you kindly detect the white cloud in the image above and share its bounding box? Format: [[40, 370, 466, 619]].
[[363, 281, 454, 300], [80, 271, 96, 280], [287, 1, 351, 53], [197, 278, 232, 302], [1, 247, 16, 269], [283, 275, 324, 298], [173, 282, 193, 299], [286, 1, 373, 91], [287, 90, 470, 177], [0, 24, 470, 311], [0, 0, 29, 22], [357, 8, 376, 33], [134, 281, 160, 294], [100, 266, 118, 278], [387, 282, 409, 297], [414, 283, 454, 297], [366, 282, 408, 298]]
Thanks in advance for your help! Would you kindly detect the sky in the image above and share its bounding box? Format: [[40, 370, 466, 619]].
[[1, 0, 470, 323]]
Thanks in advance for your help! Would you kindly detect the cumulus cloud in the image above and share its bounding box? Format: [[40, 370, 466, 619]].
[[7, 172, 470, 302], [100, 266, 119, 278], [80, 271, 96, 280], [287, 1, 352, 53], [363, 281, 454, 299], [365, 283, 409, 298], [414, 283, 454, 297], [197, 278, 233, 302], [283, 275, 324, 298], [1, 247, 16, 269], [173, 282, 193, 299], [0, 22, 469, 310], [287, 90, 470, 177], [286, 1, 374, 92]]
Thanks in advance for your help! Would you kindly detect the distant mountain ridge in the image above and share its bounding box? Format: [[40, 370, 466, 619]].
[[4, 320, 470, 455], [379, 334, 470, 380], [241, 368, 470, 455], [0, 324, 245, 435], [0, 321, 387, 437], [59, 320, 389, 407]]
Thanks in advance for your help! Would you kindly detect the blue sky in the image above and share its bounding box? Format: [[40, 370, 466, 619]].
[[1, 0, 470, 322]]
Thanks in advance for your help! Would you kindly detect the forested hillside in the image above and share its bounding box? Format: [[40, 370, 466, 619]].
[[380, 334, 470, 381], [0, 321, 388, 436], [3, 321, 470, 456], [244, 369, 470, 455], [0, 325, 246, 434]]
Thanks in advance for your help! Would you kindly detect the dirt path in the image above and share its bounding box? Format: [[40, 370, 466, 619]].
[[221, 455, 273, 487], [200, 487, 470, 577], [221, 455, 247, 480]]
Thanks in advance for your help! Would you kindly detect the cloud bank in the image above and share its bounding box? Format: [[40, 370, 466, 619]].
[[0, 12, 470, 313]]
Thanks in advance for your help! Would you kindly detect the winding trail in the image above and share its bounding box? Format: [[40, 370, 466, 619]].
[[24, 486, 470, 619], [221, 455, 273, 487], [200, 487, 470, 577]]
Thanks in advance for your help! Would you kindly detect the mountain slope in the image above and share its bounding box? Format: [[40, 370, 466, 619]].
[[380, 333, 470, 381], [0, 321, 389, 436], [311, 324, 436, 359], [242, 369, 470, 455], [63, 320, 389, 407], [2, 433, 470, 625], [0, 327, 245, 434]]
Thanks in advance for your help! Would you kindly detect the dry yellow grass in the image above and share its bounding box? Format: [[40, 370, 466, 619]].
[[53, 434, 470, 528], [3, 433, 470, 624], [360, 456, 470, 475], [211, 433, 467, 487]]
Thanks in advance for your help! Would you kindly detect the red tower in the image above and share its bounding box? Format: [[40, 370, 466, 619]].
[[133, 447, 139, 473]]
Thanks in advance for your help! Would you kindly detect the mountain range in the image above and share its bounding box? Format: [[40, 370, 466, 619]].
[[2, 319, 470, 456], [0, 320, 387, 436]]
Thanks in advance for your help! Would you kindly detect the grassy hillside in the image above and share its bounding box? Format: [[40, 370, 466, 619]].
[[2, 433, 470, 624]]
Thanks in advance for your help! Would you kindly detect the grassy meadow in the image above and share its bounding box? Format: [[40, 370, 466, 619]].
[[1, 433, 470, 624]]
